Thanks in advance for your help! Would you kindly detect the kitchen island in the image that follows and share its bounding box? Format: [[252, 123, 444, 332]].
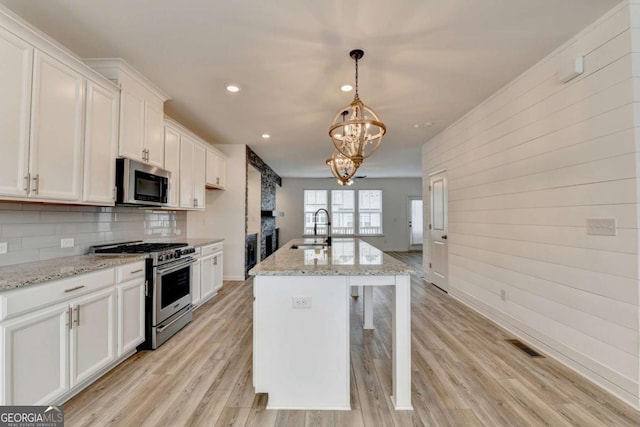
[[249, 238, 414, 411]]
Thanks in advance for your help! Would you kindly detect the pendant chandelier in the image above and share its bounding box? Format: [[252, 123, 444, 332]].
[[328, 49, 386, 168], [326, 149, 356, 186]]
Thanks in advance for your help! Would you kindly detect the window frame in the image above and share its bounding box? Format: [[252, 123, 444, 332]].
[[302, 188, 383, 237]]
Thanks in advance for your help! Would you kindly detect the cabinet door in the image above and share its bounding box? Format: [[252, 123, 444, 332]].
[[117, 278, 145, 357], [118, 88, 145, 162], [216, 155, 226, 189], [0, 27, 32, 198], [83, 80, 119, 204], [205, 150, 218, 187], [179, 136, 195, 208], [69, 287, 116, 388], [191, 258, 201, 306], [144, 102, 164, 168], [1, 303, 69, 405], [164, 126, 181, 208], [192, 144, 206, 209], [29, 51, 84, 201], [213, 252, 224, 291], [200, 255, 216, 302]]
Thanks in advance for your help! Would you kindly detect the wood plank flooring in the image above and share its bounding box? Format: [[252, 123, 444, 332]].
[[64, 252, 640, 426]]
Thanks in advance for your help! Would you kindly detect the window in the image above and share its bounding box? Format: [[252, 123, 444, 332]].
[[331, 190, 355, 235], [303, 189, 383, 236], [304, 190, 328, 235], [358, 190, 383, 235]]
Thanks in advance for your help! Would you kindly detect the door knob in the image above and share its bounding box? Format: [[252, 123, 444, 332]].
[[441, 235, 448, 240]]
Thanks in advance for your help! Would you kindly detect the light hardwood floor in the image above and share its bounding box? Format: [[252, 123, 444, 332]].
[[64, 252, 640, 426]]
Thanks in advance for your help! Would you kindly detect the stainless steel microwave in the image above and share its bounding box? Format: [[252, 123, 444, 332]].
[[115, 158, 169, 207]]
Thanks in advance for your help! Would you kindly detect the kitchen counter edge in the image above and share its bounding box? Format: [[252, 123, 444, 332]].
[[0, 254, 147, 292]]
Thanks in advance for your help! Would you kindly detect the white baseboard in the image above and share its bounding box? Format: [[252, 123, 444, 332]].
[[449, 288, 640, 410], [224, 275, 246, 281]]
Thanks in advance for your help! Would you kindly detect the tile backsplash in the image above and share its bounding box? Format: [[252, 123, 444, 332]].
[[0, 202, 186, 267]]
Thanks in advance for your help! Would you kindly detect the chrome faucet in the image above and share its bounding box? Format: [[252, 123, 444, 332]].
[[313, 208, 332, 246]]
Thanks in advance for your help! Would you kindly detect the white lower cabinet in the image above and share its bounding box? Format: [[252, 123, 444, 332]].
[[195, 243, 223, 307], [0, 260, 146, 405], [117, 278, 145, 357], [70, 287, 116, 388], [191, 257, 202, 306], [1, 303, 69, 405], [201, 254, 216, 302]]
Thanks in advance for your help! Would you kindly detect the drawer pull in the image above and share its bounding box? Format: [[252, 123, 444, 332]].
[[64, 285, 85, 293], [130, 269, 143, 274]]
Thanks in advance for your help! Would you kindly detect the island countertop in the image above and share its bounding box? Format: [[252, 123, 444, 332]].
[[249, 238, 415, 276]]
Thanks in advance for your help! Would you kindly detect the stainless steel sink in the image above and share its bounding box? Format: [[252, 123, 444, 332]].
[[290, 244, 327, 250]]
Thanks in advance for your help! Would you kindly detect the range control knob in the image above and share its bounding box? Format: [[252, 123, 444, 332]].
[[158, 254, 165, 262]]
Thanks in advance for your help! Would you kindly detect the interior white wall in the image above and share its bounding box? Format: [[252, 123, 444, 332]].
[[277, 178, 422, 252], [187, 144, 246, 280], [422, 1, 639, 408]]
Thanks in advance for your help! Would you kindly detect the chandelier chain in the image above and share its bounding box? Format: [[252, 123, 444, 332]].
[[354, 55, 359, 98]]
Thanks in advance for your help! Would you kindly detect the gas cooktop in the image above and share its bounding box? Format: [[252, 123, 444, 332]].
[[91, 241, 188, 254]]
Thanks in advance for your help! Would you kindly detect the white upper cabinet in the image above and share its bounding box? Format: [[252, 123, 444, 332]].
[[178, 136, 206, 210], [0, 26, 32, 198], [164, 124, 181, 208], [29, 51, 85, 201], [0, 13, 120, 206], [85, 59, 170, 168], [83, 80, 119, 204], [206, 149, 226, 189], [144, 102, 164, 167], [118, 88, 145, 162]]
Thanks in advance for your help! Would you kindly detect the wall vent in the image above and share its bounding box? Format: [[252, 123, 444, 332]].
[[506, 339, 544, 358]]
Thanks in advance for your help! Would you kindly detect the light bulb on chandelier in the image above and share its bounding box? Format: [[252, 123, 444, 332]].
[[326, 149, 357, 186]]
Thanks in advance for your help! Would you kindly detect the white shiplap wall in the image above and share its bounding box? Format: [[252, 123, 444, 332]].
[[422, 0, 640, 408]]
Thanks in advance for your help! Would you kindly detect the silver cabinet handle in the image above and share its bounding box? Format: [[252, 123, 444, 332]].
[[24, 173, 30, 192], [194, 197, 198, 207], [74, 306, 80, 326], [130, 269, 143, 274], [67, 306, 72, 330], [213, 256, 217, 266], [216, 177, 220, 185], [64, 285, 85, 293], [112, 187, 116, 201], [31, 174, 39, 194]]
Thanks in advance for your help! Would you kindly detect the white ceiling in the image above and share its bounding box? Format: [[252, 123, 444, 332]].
[[0, 0, 620, 178]]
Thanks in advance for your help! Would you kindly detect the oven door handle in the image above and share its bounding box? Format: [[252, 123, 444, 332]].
[[156, 305, 195, 333], [156, 259, 195, 276]]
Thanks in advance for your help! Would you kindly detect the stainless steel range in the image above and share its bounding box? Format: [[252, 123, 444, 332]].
[[90, 241, 196, 349]]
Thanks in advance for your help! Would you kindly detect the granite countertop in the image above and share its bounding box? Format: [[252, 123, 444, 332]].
[[249, 238, 416, 276], [0, 254, 147, 292]]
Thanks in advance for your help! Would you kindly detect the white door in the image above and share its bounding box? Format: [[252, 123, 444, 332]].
[[29, 51, 85, 201], [179, 136, 195, 208], [69, 288, 116, 387], [1, 303, 69, 405], [0, 27, 32, 198], [191, 258, 202, 306], [83, 80, 119, 204], [118, 88, 145, 162], [117, 278, 145, 357], [213, 253, 223, 291], [144, 102, 164, 168], [408, 197, 423, 251], [429, 171, 448, 291], [164, 125, 181, 208], [192, 143, 206, 209], [200, 255, 216, 302]]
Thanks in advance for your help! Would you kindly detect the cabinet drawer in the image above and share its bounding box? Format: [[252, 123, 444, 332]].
[[116, 261, 146, 283], [0, 268, 115, 321], [201, 243, 222, 257]]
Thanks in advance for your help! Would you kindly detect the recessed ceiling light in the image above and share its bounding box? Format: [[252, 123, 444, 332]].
[[424, 121, 434, 127], [226, 84, 241, 93], [261, 134, 271, 139], [340, 84, 353, 92], [413, 124, 420, 129]]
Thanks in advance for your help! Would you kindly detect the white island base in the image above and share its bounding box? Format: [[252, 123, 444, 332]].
[[252, 272, 412, 411]]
